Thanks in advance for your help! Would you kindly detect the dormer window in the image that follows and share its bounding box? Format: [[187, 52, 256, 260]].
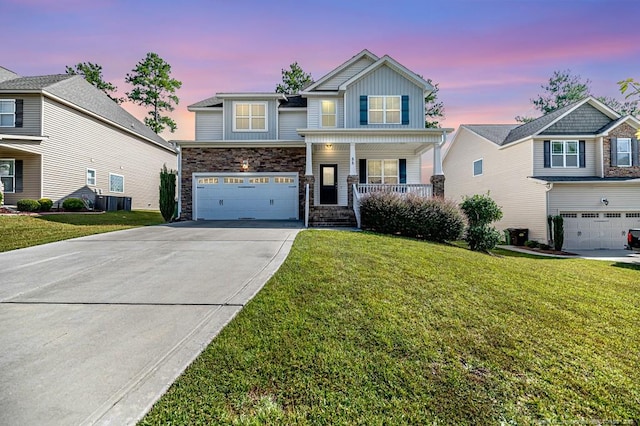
[[321, 100, 336, 127], [233, 102, 267, 131], [369, 96, 400, 124], [0, 99, 16, 127]]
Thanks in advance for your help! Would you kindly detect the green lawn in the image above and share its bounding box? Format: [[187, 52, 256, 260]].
[[0, 211, 164, 252], [140, 230, 640, 425]]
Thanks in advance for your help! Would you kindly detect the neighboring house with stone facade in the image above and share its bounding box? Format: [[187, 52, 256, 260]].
[[176, 50, 451, 226], [443, 96, 640, 250], [0, 66, 176, 209]]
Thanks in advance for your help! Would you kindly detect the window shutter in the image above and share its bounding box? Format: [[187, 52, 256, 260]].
[[359, 159, 367, 183], [359, 96, 368, 125], [15, 160, 23, 192], [399, 159, 407, 183], [401, 95, 409, 125], [579, 140, 586, 168], [610, 137, 618, 167], [543, 140, 550, 168], [632, 138, 639, 166], [15, 99, 23, 128]]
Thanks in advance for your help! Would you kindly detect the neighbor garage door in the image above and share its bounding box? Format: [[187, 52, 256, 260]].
[[194, 173, 298, 220], [561, 212, 640, 249]]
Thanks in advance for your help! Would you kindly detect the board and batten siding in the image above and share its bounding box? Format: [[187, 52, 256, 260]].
[[312, 145, 422, 206], [314, 56, 376, 91], [0, 147, 41, 204], [306, 98, 344, 129], [532, 138, 597, 176], [0, 94, 41, 136], [345, 65, 424, 129], [548, 184, 640, 215], [40, 98, 176, 209], [195, 110, 223, 140], [223, 99, 278, 140], [278, 111, 305, 140], [444, 128, 548, 241]]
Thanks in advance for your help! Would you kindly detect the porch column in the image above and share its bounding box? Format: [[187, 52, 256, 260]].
[[433, 139, 443, 175], [305, 141, 313, 176], [430, 131, 445, 198], [349, 142, 356, 175]]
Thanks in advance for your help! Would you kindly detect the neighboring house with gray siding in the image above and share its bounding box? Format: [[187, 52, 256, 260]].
[[443, 96, 640, 250], [176, 50, 451, 226], [0, 66, 177, 210]]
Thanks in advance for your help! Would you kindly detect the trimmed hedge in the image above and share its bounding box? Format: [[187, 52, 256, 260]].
[[38, 198, 53, 212], [62, 197, 84, 211], [360, 192, 466, 242], [17, 199, 41, 212]]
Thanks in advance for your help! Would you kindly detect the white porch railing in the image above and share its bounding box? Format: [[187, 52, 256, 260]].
[[356, 184, 433, 198], [352, 184, 361, 228], [304, 183, 310, 228]]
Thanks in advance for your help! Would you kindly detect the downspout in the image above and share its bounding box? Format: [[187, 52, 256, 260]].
[[545, 182, 554, 243]]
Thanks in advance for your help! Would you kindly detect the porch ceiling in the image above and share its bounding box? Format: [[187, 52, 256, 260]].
[[312, 142, 429, 153]]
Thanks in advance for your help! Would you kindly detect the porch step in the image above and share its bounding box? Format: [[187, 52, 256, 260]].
[[309, 206, 357, 227]]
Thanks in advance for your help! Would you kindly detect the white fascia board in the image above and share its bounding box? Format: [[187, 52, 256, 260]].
[[215, 93, 287, 100], [527, 176, 640, 184], [176, 140, 305, 148], [0, 134, 48, 141], [303, 49, 380, 92], [188, 106, 223, 112], [596, 116, 640, 136], [498, 137, 533, 150], [297, 128, 453, 136], [299, 91, 341, 96], [338, 55, 433, 92]]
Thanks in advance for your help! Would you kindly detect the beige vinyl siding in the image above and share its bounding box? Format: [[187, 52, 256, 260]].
[[532, 138, 597, 176], [0, 147, 41, 204], [306, 98, 344, 129], [40, 98, 176, 209], [195, 110, 223, 140], [315, 57, 376, 91], [0, 94, 41, 136], [278, 111, 305, 140], [548, 183, 640, 215], [444, 128, 548, 241]]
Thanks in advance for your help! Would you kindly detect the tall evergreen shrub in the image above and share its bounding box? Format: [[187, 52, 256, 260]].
[[159, 164, 176, 222]]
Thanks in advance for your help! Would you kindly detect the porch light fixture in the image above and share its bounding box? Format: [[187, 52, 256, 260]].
[[601, 197, 609, 206], [241, 160, 249, 171], [325, 144, 333, 149]]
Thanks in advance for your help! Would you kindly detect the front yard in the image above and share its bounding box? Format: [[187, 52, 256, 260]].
[[140, 230, 640, 424]]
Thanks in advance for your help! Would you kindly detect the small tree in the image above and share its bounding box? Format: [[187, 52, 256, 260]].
[[552, 215, 564, 251], [159, 164, 176, 222], [425, 78, 445, 128], [66, 62, 123, 104], [460, 193, 503, 252], [275, 62, 313, 95]]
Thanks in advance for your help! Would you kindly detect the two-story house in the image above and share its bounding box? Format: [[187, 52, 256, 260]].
[[443, 96, 640, 250], [176, 50, 451, 226], [0, 66, 176, 210]]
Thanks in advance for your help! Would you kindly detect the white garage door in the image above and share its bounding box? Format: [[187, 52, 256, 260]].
[[561, 212, 640, 249], [194, 173, 298, 220]]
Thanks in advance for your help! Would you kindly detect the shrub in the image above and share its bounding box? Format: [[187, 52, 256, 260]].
[[539, 243, 551, 250], [359, 192, 466, 242], [0, 190, 3, 205], [17, 199, 41, 212], [62, 197, 84, 211], [524, 240, 539, 248], [553, 215, 564, 251], [38, 198, 53, 212], [159, 164, 177, 222], [459, 193, 503, 252]]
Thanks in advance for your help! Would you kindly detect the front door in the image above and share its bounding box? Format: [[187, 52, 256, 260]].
[[319, 164, 338, 204]]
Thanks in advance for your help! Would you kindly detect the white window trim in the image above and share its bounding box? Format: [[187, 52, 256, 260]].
[[232, 101, 268, 132], [367, 159, 399, 184], [617, 137, 632, 167], [551, 140, 579, 168], [0, 99, 16, 128], [0, 158, 15, 193], [368, 96, 401, 124], [473, 158, 483, 177], [86, 168, 96, 186], [109, 173, 124, 193], [320, 100, 337, 128]]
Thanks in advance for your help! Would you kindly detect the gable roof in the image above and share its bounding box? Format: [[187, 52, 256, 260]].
[[463, 124, 520, 145], [301, 49, 379, 93], [0, 66, 20, 83], [0, 72, 173, 151], [188, 95, 223, 108], [338, 54, 434, 92]]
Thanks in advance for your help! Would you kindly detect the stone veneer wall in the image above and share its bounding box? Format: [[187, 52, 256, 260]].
[[430, 174, 445, 198], [603, 123, 640, 178], [180, 147, 306, 220]]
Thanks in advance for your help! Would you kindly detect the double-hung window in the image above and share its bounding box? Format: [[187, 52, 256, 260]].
[[616, 138, 632, 167], [0, 159, 15, 192], [367, 160, 398, 184], [369, 96, 400, 124], [87, 169, 96, 186], [551, 140, 579, 167], [0, 100, 15, 127], [234, 102, 267, 131], [321, 100, 336, 127], [109, 173, 124, 193]]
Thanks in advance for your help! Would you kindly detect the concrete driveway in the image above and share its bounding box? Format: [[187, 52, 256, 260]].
[[0, 220, 301, 426]]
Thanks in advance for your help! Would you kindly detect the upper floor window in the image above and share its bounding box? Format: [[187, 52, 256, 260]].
[[321, 100, 336, 128], [473, 159, 483, 176], [0, 159, 15, 192], [234, 102, 267, 132], [616, 138, 632, 167], [367, 159, 398, 184], [551, 140, 579, 168], [0, 100, 16, 127], [369, 96, 400, 124]]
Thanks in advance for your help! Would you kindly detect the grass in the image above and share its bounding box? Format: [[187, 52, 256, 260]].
[[0, 210, 164, 252], [140, 230, 640, 425]]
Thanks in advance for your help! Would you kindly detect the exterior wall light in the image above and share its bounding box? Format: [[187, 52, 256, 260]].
[[241, 160, 249, 171]]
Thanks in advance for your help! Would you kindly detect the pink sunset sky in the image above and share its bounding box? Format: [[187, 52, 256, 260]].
[[3, 0, 639, 143]]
